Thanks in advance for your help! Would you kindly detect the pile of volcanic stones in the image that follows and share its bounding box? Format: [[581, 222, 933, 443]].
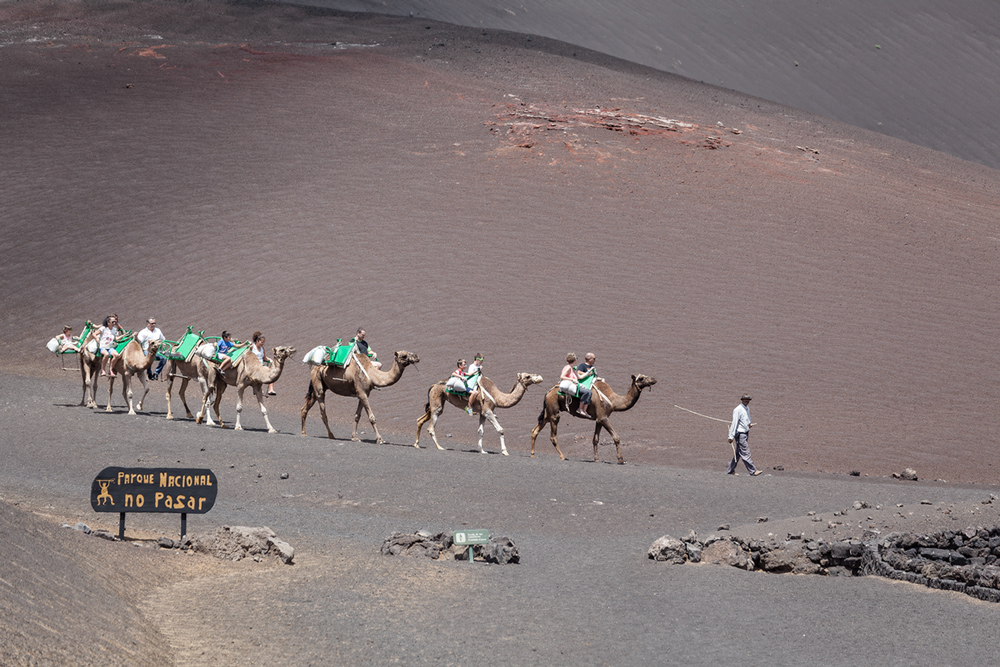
[[381, 530, 519, 564], [649, 525, 1000, 603]]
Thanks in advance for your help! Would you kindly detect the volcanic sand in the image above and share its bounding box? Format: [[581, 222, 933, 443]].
[[2, 1, 1000, 664]]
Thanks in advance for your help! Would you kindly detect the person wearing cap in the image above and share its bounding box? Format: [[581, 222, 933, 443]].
[[727, 393, 762, 476], [137, 317, 165, 380]]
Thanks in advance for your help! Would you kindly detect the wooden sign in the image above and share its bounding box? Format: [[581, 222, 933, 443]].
[[91, 467, 218, 514]]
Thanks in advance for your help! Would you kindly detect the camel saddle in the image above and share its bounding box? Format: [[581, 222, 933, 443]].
[[160, 326, 204, 363], [444, 371, 481, 396], [557, 373, 597, 398]]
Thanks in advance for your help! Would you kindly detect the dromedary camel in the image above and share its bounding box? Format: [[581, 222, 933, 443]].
[[301, 349, 420, 443], [77, 324, 101, 408], [164, 357, 215, 424], [530, 374, 657, 464], [105, 336, 163, 414], [198, 346, 296, 433], [414, 372, 544, 455]]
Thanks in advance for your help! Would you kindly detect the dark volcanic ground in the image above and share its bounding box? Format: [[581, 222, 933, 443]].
[[2, 1, 1000, 664], [2, 0, 998, 484]]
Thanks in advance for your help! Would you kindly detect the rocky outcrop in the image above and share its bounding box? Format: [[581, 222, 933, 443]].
[[189, 526, 295, 564], [649, 523, 1000, 603], [382, 530, 520, 564]]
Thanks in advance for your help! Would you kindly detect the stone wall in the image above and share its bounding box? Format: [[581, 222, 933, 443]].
[[649, 525, 1000, 603]]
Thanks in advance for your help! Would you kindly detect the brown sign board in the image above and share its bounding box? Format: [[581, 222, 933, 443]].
[[91, 467, 218, 514]]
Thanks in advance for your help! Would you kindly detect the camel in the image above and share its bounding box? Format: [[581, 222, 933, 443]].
[[105, 336, 163, 414], [414, 372, 544, 455], [301, 349, 420, 443], [76, 324, 101, 408], [198, 346, 296, 433], [530, 374, 657, 464], [164, 357, 215, 423]]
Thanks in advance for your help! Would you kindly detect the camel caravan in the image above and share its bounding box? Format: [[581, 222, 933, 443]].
[[48, 322, 656, 463]]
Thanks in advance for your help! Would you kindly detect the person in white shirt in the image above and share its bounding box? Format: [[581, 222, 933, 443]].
[[727, 393, 762, 476], [137, 317, 165, 380]]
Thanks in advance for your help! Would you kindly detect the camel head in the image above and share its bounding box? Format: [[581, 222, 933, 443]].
[[632, 374, 657, 391], [272, 346, 297, 362], [147, 339, 163, 354], [517, 372, 544, 387], [393, 350, 420, 366]]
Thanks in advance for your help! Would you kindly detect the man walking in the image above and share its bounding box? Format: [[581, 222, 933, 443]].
[[727, 393, 762, 476]]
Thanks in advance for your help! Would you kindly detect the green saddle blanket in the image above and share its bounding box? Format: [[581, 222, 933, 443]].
[[329, 342, 354, 367], [160, 327, 203, 362]]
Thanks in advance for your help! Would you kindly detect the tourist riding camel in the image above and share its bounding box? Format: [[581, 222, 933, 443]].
[[198, 343, 296, 433], [530, 373, 657, 464], [415, 371, 544, 455], [301, 348, 419, 443]]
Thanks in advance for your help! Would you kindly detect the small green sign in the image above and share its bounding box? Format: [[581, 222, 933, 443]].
[[453, 528, 490, 545]]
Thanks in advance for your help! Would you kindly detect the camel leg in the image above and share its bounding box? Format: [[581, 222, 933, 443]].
[[212, 383, 225, 428], [594, 418, 624, 464], [165, 375, 175, 419], [476, 413, 487, 454], [549, 415, 567, 460], [316, 388, 336, 439], [234, 384, 246, 431], [483, 409, 507, 455], [179, 377, 195, 420], [125, 373, 137, 415], [414, 409, 432, 448], [300, 384, 316, 436], [351, 400, 364, 441], [135, 373, 151, 412], [425, 405, 447, 450], [79, 358, 88, 406], [359, 394, 383, 444], [196, 383, 211, 425], [258, 386, 276, 434], [530, 417, 543, 457], [105, 374, 116, 413]]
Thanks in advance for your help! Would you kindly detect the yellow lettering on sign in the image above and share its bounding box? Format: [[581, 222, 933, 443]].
[[185, 475, 193, 487], [175, 495, 185, 508], [155, 492, 163, 508], [125, 494, 133, 508], [187, 496, 195, 510], [160, 473, 167, 487], [118, 471, 126, 485], [135, 494, 145, 508], [199, 497, 206, 511]]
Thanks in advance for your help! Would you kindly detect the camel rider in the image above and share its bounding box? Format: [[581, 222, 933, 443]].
[[251, 331, 277, 396], [466, 353, 485, 414], [216, 331, 235, 376], [560, 352, 592, 417], [576, 352, 604, 384], [137, 317, 165, 380], [351, 328, 382, 370], [56, 325, 78, 353], [98, 314, 123, 377], [446, 359, 476, 415]]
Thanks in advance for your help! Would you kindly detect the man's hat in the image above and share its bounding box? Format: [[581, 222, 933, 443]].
[[741, 393, 752, 401]]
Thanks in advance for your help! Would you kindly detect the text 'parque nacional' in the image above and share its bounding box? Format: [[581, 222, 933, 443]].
[[91, 466, 218, 514]]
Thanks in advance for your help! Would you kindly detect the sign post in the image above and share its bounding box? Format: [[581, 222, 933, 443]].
[[91, 467, 218, 540], [452, 528, 490, 562]]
